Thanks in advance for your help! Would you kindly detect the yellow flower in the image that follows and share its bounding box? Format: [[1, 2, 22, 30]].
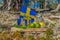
[[33, 21, 37, 24], [40, 22, 45, 26]]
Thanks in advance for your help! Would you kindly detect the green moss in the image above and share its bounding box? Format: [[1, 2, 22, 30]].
[[41, 37, 46, 40], [28, 35, 35, 40], [46, 28, 54, 40], [46, 28, 53, 35]]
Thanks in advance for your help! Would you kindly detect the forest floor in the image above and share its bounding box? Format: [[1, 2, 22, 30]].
[[0, 10, 60, 40]]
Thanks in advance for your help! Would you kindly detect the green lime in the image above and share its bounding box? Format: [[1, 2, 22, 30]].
[[35, 23, 40, 28], [30, 23, 35, 28]]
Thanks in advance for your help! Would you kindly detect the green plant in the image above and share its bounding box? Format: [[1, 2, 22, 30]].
[[41, 37, 46, 40], [46, 28, 53, 35], [28, 35, 35, 40], [46, 28, 54, 40], [50, 23, 56, 27]]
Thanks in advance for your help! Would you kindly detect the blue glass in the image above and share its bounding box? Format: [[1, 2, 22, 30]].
[[17, 19, 21, 26], [25, 0, 30, 3], [22, 0, 30, 6], [30, 1, 40, 9], [22, 0, 25, 5], [25, 20, 27, 25], [30, 18, 34, 23], [19, 16, 24, 19], [30, 9, 36, 16], [20, 5, 27, 13], [20, 5, 36, 16]]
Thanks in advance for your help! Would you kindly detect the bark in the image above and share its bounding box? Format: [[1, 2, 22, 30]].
[[55, 4, 60, 11], [51, 4, 60, 12], [7, 0, 12, 10], [45, 0, 48, 9], [2, 0, 22, 10], [2, 0, 8, 9]]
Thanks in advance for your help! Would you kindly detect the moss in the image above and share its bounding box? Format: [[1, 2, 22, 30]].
[[28, 35, 35, 40], [41, 37, 46, 40], [46, 28, 54, 40]]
